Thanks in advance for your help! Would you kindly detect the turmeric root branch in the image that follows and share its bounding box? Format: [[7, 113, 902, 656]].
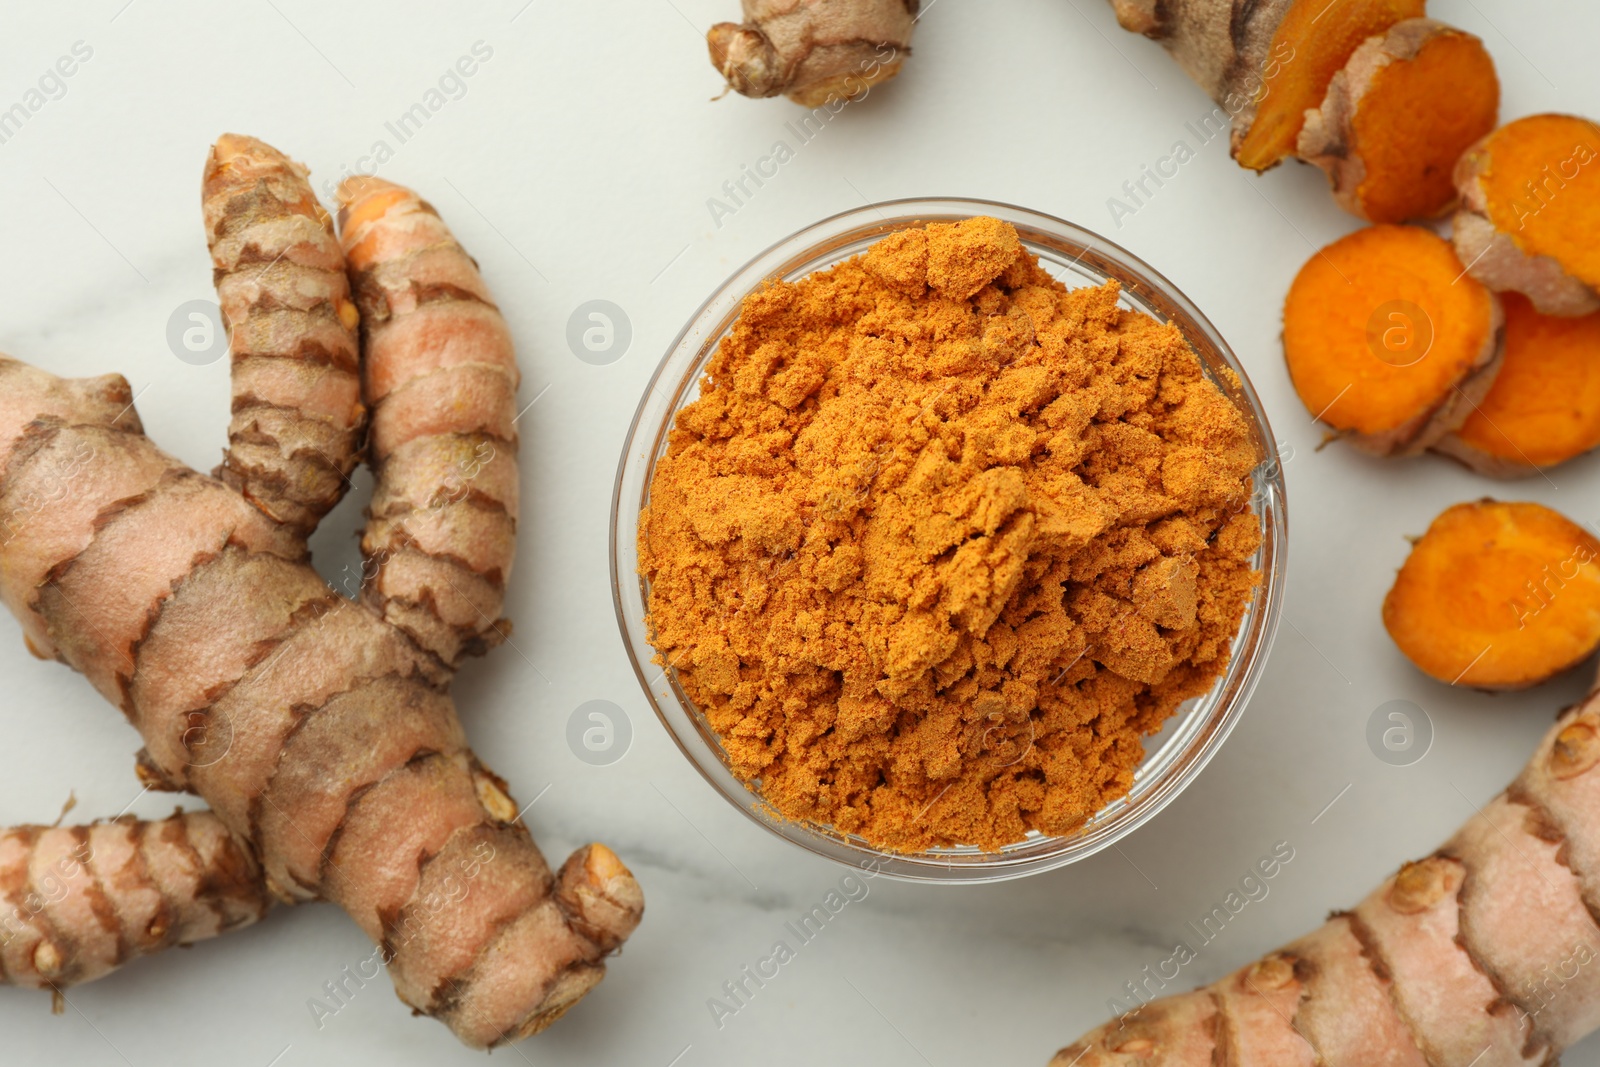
[[204, 135, 364, 537], [338, 178, 519, 667], [0, 812, 270, 995], [1053, 695, 1600, 1065]]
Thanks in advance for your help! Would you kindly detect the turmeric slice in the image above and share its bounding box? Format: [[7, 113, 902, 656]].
[[1383, 500, 1600, 689], [1299, 20, 1500, 223], [1233, 0, 1426, 172], [1283, 225, 1503, 456], [1435, 294, 1600, 476], [1453, 113, 1600, 317]]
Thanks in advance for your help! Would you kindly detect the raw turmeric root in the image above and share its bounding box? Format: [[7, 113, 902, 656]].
[[1110, 0, 1424, 171], [339, 176, 518, 665], [708, 0, 917, 106], [0, 136, 643, 1047], [1383, 500, 1600, 689], [1434, 294, 1600, 476], [1298, 19, 1500, 223], [1283, 224, 1503, 456], [1051, 692, 1600, 1066], [204, 134, 364, 537], [1453, 113, 1600, 317], [1, 813, 270, 1000]]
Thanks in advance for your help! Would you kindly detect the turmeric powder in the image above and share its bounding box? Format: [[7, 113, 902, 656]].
[[638, 218, 1262, 852]]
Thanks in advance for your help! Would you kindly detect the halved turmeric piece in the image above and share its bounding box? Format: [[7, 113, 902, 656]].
[[1435, 294, 1600, 476], [1453, 113, 1600, 317], [1234, 0, 1426, 172], [1283, 225, 1503, 456], [1384, 500, 1600, 689], [1299, 19, 1500, 223], [1109, 0, 1424, 172]]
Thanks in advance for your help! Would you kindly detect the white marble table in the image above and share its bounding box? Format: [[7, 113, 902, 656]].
[[3, 2, 1598, 1063]]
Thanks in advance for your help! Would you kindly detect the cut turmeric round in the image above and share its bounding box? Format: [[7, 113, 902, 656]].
[[1454, 113, 1600, 317], [1283, 224, 1503, 455], [1299, 19, 1500, 223], [1383, 500, 1600, 689], [1234, 0, 1426, 172], [1435, 294, 1600, 476]]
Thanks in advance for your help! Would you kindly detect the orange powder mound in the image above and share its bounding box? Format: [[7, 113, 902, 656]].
[[638, 218, 1262, 852]]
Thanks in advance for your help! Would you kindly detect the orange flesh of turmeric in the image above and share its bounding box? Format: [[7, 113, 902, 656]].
[[1453, 293, 1600, 468], [1383, 500, 1600, 688], [1347, 30, 1500, 223], [1480, 114, 1600, 291], [1235, 0, 1425, 172], [1283, 225, 1498, 436]]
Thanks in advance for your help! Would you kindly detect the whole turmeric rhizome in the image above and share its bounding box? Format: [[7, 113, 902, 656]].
[[640, 218, 1261, 852]]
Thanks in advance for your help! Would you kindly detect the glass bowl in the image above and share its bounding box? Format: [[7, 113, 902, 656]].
[[610, 198, 1287, 883]]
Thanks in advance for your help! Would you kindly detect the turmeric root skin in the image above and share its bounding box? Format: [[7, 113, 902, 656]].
[[1452, 207, 1600, 319], [1453, 113, 1600, 317], [1053, 692, 1600, 1066], [708, 0, 917, 107], [0, 813, 270, 995], [1298, 19, 1500, 223], [1383, 500, 1600, 689]]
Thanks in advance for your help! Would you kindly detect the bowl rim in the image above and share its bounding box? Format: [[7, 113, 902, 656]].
[[610, 196, 1287, 883]]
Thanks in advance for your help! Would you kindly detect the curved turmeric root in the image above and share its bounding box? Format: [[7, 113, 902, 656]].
[[1383, 500, 1600, 689], [1435, 294, 1600, 476], [708, 0, 916, 106], [1453, 113, 1600, 317], [204, 134, 364, 538], [1111, 0, 1424, 172], [338, 177, 519, 666], [1051, 694, 1600, 1067], [1298, 19, 1500, 223], [1283, 224, 1503, 456], [0, 138, 643, 1047], [1, 812, 270, 999]]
